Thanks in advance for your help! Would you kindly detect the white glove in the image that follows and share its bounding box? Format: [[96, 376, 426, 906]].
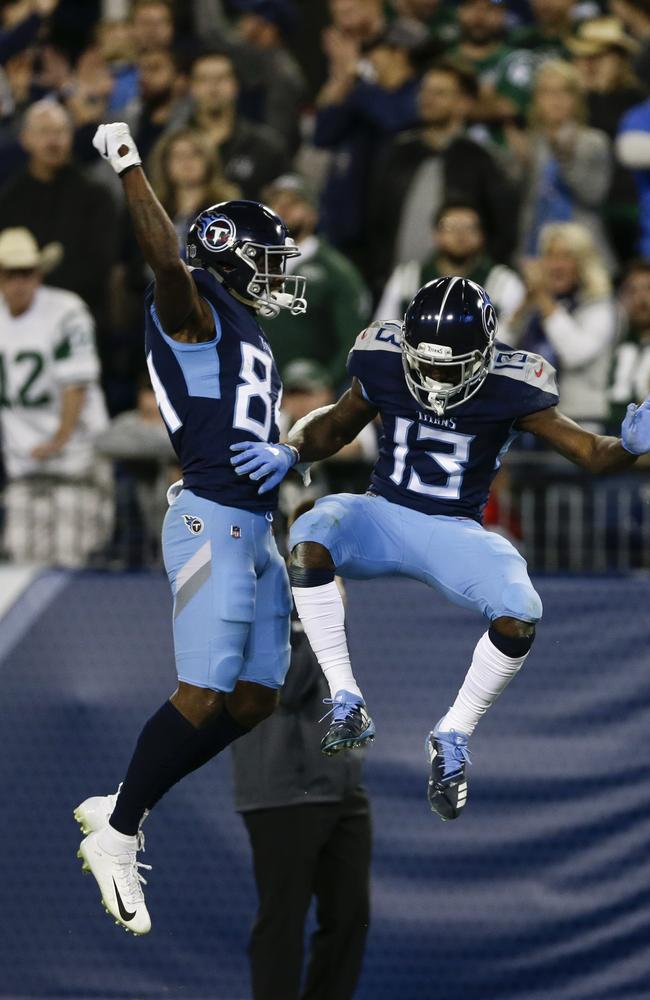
[[92, 123, 142, 176]]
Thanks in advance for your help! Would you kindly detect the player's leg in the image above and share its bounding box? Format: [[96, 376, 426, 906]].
[[243, 804, 335, 1000], [302, 793, 371, 1000], [76, 495, 272, 932], [289, 493, 402, 754], [404, 514, 542, 819]]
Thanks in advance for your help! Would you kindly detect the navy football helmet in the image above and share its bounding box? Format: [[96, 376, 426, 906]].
[[401, 276, 498, 415], [186, 200, 307, 318]]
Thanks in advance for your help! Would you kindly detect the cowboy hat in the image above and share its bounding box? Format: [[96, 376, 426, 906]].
[[567, 17, 640, 57], [0, 228, 63, 273]]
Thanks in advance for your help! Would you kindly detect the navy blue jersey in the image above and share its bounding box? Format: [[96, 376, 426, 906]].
[[144, 267, 282, 512], [347, 321, 559, 521]]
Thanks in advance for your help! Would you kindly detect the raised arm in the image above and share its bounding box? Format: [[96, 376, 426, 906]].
[[230, 378, 378, 494], [516, 404, 646, 473], [92, 123, 213, 343]]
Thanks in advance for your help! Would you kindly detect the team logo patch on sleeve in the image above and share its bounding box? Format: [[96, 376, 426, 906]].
[[198, 215, 236, 253], [182, 514, 204, 535]]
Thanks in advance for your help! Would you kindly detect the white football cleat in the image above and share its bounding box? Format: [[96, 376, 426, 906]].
[[73, 785, 149, 835], [74, 790, 119, 835], [77, 829, 152, 935]]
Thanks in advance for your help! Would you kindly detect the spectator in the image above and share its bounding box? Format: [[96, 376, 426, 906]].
[[612, 0, 650, 90], [0, 226, 110, 565], [0, 100, 119, 345], [94, 375, 177, 566], [567, 17, 643, 264], [489, 0, 578, 123], [609, 259, 650, 429], [180, 50, 289, 198], [328, 0, 385, 46], [121, 47, 187, 162], [568, 17, 643, 137], [131, 0, 175, 55], [314, 17, 424, 262], [149, 127, 239, 250], [504, 221, 619, 431], [448, 0, 512, 85], [511, 60, 614, 270], [616, 95, 650, 257], [374, 200, 525, 324], [96, 17, 138, 114], [232, 0, 307, 154], [367, 62, 517, 295], [231, 599, 371, 1000], [260, 173, 370, 387]]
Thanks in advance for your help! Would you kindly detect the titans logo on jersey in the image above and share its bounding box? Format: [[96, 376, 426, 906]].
[[347, 321, 559, 521], [144, 267, 282, 512]]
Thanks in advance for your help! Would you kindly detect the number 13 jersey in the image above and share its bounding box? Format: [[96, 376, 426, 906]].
[[144, 267, 282, 513], [347, 321, 559, 522]]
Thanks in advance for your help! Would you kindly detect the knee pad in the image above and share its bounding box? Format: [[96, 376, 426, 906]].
[[501, 582, 543, 623]]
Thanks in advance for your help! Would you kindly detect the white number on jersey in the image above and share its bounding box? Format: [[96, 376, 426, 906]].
[[390, 417, 474, 500], [147, 351, 182, 433], [233, 342, 273, 441]]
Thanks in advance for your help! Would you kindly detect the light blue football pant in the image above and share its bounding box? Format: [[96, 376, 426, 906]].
[[162, 488, 291, 692], [289, 493, 542, 623]]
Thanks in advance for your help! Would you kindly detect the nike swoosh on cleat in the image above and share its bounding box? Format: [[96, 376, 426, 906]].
[[112, 878, 136, 921]]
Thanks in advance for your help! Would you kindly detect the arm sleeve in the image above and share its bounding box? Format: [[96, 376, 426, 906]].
[[52, 300, 101, 385], [557, 130, 612, 207], [542, 300, 618, 371]]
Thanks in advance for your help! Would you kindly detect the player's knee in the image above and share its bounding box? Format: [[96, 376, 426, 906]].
[[501, 582, 543, 624], [171, 682, 224, 727], [289, 541, 335, 579], [227, 681, 278, 728]]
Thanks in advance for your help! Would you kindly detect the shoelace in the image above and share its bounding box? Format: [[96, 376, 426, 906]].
[[319, 697, 363, 725], [433, 730, 472, 779], [115, 835, 151, 906]]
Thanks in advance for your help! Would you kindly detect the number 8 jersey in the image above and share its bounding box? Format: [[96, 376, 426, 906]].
[[144, 267, 282, 512], [348, 321, 559, 522]]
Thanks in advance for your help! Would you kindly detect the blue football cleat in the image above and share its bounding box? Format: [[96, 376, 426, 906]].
[[426, 720, 471, 820], [320, 690, 376, 756]]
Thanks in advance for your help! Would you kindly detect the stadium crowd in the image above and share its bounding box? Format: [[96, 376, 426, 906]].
[[0, 0, 649, 566]]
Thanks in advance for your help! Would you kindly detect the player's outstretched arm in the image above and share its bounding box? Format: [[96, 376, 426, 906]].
[[517, 399, 650, 473], [92, 123, 212, 343], [229, 378, 377, 494], [287, 378, 378, 461]]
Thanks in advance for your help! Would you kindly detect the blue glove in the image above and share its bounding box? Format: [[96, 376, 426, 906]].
[[230, 441, 299, 494], [621, 398, 650, 455]]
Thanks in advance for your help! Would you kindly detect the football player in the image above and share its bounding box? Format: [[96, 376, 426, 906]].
[[74, 123, 306, 933], [231, 276, 650, 822]]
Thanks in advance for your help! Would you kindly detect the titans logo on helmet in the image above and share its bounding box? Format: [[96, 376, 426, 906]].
[[482, 302, 498, 339], [198, 215, 236, 253]]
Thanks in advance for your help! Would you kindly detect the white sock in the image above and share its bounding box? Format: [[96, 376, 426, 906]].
[[98, 823, 138, 855], [292, 582, 363, 700], [439, 630, 531, 737]]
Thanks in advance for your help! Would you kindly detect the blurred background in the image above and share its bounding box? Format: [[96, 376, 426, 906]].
[[0, 0, 649, 997]]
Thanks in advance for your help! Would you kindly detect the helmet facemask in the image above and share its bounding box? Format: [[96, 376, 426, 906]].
[[401, 337, 493, 416], [231, 240, 307, 318]]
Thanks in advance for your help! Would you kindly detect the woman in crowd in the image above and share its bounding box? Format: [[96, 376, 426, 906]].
[[503, 221, 619, 431], [149, 126, 239, 249], [508, 59, 616, 271]]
